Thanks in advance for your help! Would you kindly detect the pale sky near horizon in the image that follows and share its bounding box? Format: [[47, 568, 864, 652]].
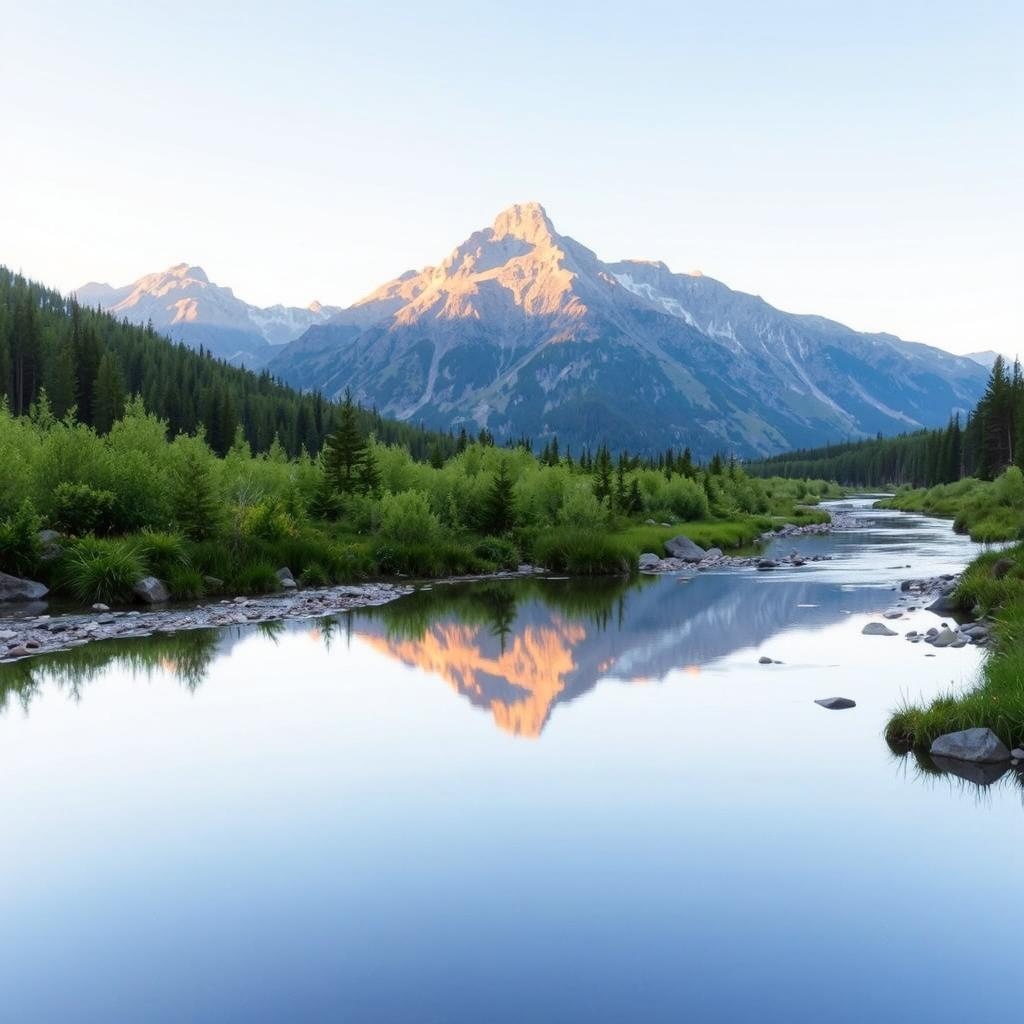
[[3, 1, 1021, 356]]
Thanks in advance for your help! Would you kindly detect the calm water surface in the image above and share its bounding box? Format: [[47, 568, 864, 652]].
[[2, 499, 1021, 1022]]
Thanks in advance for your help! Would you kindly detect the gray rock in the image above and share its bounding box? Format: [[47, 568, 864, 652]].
[[757, 558, 779, 570], [815, 697, 856, 710], [930, 755, 1009, 787], [930, 727, 1010, 764], [204, 576, 225, 590], [882, 609, 903, 619], [5, 645, 31, 658], [0, 572, 49, 602], [0, 629, 15, 641], [132, 576, 170, 604], [704, 547, 723, 560], [758, 656, 773, 665], [663, 536, 706, 562], [638, 552, 661, 569], [92, 603, 110, 612], [928, 627, 958, 648], [862, 622, 897, 636], [276, 567, 296, 589], [926, 593, 959, 614]]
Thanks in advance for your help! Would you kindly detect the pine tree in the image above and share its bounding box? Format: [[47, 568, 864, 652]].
[[593, 445, 613, 503], [322, 390, 374, 494], [481, 459, 515, 534], [171, 441, 222, 539], [92, 350, 126, 433]]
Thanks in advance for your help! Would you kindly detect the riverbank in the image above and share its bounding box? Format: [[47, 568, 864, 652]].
[[886, 543, 1024, 751], [876, 468, 1024, 541], [0, 507, 846, 664]]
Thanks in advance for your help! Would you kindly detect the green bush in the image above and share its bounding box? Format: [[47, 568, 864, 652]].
[[237, 500, 299, 543], [59, 538, 145, 603], [474, 535, 520, 569], [231, 560, 281, 594], [0, 500, 43, 576], [130, 530, 191, 578], [379, 490, 441, 544], [167, 566, 206, 600], [531, 528, 633, 575], [51, 482, 116, 536], [299, 563, 331, 587]]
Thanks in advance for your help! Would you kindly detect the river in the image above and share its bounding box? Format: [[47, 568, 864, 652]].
[[1, 498, 1021, 1022]]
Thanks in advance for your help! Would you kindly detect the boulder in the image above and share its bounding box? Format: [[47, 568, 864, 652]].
[[704, 547, 723, 560], [928, 627, 958, 648], [132, 576, 170, 604], [991, 557, 1015, 580], [862, 622, 897, 636], [638, 552, 661, 569], [0, 572, 49, 602], [758, 656, 773, 665], [664, 536, 706, 562], [757, 558, 779, 570], [930, 727, 1010, 764], [276, 567, 297, 589], [815, 697, 856, 710], [927, 593, 959, 614]]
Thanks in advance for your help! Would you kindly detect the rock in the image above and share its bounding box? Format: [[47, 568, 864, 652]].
[[704, 547, 723, 560], [664, 536, 706, 562], [132, 576, 170, 604], [928, 627, 958, 648], [0, 572, 49, 602], [930, 727, 1010, 764], [638, 552, 661, 569], [1011, 748, 1024, 760], [37, 529, 63, 562], [862, 622, 897, 636], [5, 645, 31, 658], [37, 529, 60, 545], [882, 609, 903, 619], [991, 557, 1015, 580], [927, 593, 959, 614], [815, 697, 856, 710], [92, 603, 110, 612], [757, 558, 779, 570], [644, 519, 656, 526], [204, 576, 225, 590], [276, 568, 296, 589], [758, 656, 773, 665]]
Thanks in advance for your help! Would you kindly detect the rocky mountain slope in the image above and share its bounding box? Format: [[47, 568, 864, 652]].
[[269, 202, 986, 457], [77, 264, 339, 367]]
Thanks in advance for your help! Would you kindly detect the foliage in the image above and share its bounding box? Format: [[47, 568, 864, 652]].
[[51, 482, 116, 536], [0, 500, 42, 576], [58, 538, 145, 603]]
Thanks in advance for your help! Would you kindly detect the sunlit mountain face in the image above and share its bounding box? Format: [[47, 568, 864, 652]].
[[270, 201, 987, 458]]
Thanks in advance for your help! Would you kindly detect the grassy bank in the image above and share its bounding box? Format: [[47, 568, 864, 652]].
[[877, 468, 1024, 542], [886, 544, 1024, 751]]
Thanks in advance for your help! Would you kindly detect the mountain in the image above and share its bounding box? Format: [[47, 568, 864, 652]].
[[77, 263, 340, 367], [270, 202, 988, 457]]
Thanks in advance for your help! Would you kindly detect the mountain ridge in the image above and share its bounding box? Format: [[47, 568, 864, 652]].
[[269, 202, 986, 457]]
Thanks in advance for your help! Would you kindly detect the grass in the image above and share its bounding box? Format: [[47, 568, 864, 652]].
[[58, 539, 147, 604], [530, 528, 634, 575], [886, 542, 1024, 751]]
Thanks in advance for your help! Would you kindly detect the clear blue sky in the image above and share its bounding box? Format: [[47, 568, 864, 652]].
[[4, 0, 1021, 356]]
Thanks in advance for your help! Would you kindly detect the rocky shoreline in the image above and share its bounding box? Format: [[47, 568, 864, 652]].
[[639, 506, 857, 575]]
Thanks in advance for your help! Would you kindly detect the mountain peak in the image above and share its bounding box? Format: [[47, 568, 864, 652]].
[[491, 202, 557, 245], [166, 263, 209, 283]]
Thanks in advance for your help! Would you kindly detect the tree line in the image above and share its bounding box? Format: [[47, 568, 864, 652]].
[[748, 356, 1024, 487], [0, 266, 461, 460]]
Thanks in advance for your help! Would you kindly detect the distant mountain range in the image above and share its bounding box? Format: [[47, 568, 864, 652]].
[[77, 263, 340, 367], [80, 204, 989, 456]]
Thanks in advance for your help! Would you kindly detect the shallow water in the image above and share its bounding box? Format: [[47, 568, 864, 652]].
[[1, 499, 1021, 1023]]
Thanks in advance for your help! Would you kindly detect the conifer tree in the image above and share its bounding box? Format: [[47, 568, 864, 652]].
[[482, 459, 515, 534], [322, 390, 374, 494], [92, 350, 126, 433]]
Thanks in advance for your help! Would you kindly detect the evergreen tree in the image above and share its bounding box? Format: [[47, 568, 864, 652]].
[[322, 390, 374, 494], [593, 445, 613, 503], [481, 459, 515, 534], [92, 350, 126, 433], [171, 442, 222, 539]]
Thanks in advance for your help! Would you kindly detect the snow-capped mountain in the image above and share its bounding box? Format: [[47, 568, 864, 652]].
[[77, 264, 340, 366], [269, 202, 988, 457]]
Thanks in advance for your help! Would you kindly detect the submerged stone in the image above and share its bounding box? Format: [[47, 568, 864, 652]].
[[862, 622, 897, 636]]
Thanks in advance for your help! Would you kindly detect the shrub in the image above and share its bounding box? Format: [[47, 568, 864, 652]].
[[299, 563, 331, 587], [238, 500, 299, 543], [379, 490, 440, 544], [51, 482, 116, 536], [231, 560, 281, 594], [474, 535, 520, 570], [130, 530, 191, 578], [558, 482, 608, 530], [59, 539, 145, 603], [531, 528, 633, 575], [167, 566, 206, 600], [0, 500, 43, 576]]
